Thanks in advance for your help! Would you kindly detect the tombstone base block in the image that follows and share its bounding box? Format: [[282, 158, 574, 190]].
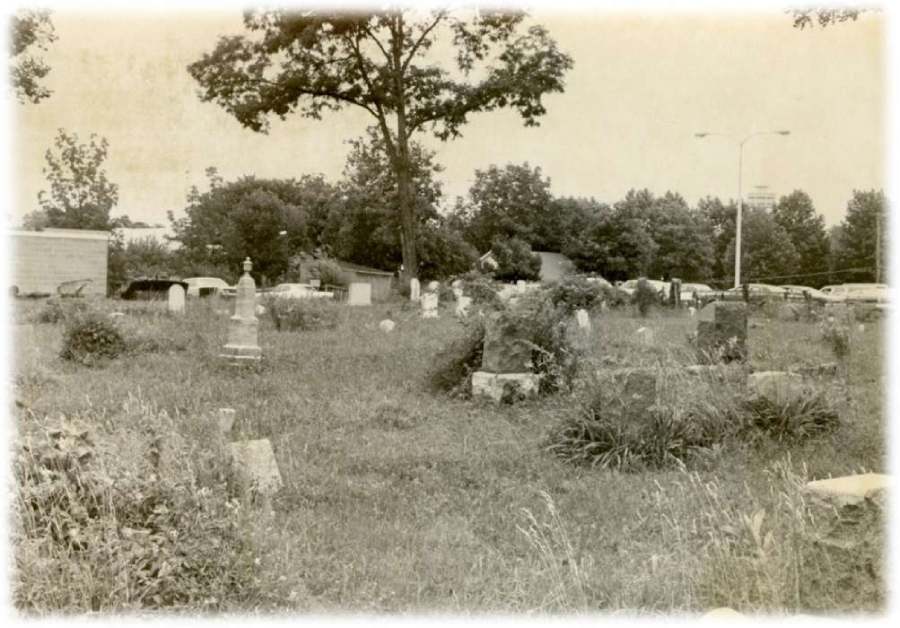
[[471, 371, 540, 403]]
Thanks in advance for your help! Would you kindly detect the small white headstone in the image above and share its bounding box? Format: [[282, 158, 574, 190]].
[[452, 286, 464, 299], [450, 279, 462, 289], [379, 319, 395, 332], [858, 323, 866, 333], [421, 292, 439, 318], [455, 295, 472, 318], [410, 278, 421, 302], [309, 278, 321, 289], [575, 308, 591, 331], [688, 306, 696, 317], [427, 280, 440, 292], [229, 439, 283, 496], [255, 304, 267, 316], [167, 284, 185, 315], [348, 282, 372, 306], [516, 280, 527, 293]]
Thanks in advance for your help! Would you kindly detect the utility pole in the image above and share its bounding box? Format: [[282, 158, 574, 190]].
[[875, 207, 881, 283]]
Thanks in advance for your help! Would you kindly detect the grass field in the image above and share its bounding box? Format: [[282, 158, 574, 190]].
[[10, 296, 887, 615]]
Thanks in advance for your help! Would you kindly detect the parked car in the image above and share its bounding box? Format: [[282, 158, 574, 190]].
[[779, 285, 844, 304], [724, 283, 788, 301], [184, 276, 231, 298], [265, 283, 334, 300], [618, 278, 670, 298], [120, 278, 188, 300], [679, 283, 714, 302], [826, 283, 891, 304]]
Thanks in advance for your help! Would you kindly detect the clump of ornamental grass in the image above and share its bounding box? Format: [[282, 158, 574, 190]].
[[741, 388, 839, 443]]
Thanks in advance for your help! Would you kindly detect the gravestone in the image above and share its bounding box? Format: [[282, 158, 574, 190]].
[[669, 279, 682, 307], [410, 278, 421, 302], [455, 295, 472, 318], [221, 258, 262, 363], [472, 311, 540, 401], [614, 368, 657, 417], [516, 280, 527, 294], [348, 282, 372, 306], [421, 292, 439, 318], [427, 280, 440, 292], [695, 301, 748, 363], [379, 319, 395, 332], [229, 439, 283, 496], [167, 284, 185, 315], [688, 306, 696, 317], [575, 308, 591, 332]]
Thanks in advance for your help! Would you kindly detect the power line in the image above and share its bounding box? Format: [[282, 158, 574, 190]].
[[696, 266, 875, 285]]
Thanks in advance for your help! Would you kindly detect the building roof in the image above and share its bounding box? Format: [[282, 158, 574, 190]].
[[10, 228, 110, 241], [336, 260, 395, 277], [535, 251, 574, 282]]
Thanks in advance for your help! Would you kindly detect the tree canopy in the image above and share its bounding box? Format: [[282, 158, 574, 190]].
[[188, 8, 573, 279], [10, 9, 57, 103]]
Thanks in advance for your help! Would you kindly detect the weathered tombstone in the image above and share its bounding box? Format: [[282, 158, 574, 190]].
[[221, 258, 262, 363], [379, 319, 395, 332], [575, 308, 591, 332], [615, 368, 657, 417], [421, 292, 439, 318], [695, 301, 748, 363], [348, 282, 372, 306], [688, 306, 696, 317], [410, 278, 421, 302], [669, 279, 682, 308], [516, 280, 527, 294], [450, 279, 462, 290], [746, 371, 805, 402], [427, 280, 440, 292], [858, 323, 866, 333], [309, 278, 321, 289], [218, 408, 236, 435], [229, 439, 283, 496], [167, 284, 185, 315], [455, 295, 472, 318], [634, 326, 654, 345], [472, 311, 540, 402]]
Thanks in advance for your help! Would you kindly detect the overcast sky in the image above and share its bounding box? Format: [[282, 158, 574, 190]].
[[10, 7, 886, 228]]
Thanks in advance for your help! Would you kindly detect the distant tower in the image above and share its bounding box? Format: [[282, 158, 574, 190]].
[[746, 185, 775, 212]]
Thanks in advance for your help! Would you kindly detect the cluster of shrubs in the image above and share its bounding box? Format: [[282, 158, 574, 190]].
[[263, 295, 341, 332], [13, 416, 273, 612], [546, 376, 839, 472]]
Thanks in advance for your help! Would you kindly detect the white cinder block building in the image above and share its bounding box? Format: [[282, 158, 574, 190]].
[[10, 228, 110, 297]]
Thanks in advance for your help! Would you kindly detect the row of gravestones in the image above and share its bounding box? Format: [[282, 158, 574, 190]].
[[410, 278, 472, 319]]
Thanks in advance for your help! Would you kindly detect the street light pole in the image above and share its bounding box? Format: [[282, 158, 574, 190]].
[[695, 130, 791, 288]]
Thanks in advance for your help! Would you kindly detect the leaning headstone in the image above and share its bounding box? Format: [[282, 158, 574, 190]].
[[229, 439, 283, 496], [421, 292, 439, 318], [379, 319, 395, 332], [218, 408, 236, 435], [221, 258, 262, 363], [455, 295, 472, 318], [575, 308, 591, 332], [410, 278, 421, 302], [167, 284, 185, 315], [747, 371, 805, 402], [472, 311, 540, 402], [348, 282, 372, 306], [695, 301, 748, 363]]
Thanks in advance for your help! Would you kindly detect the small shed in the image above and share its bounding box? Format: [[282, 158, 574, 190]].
[[10, 228, 110, 297], [336, 261, 395, 302]]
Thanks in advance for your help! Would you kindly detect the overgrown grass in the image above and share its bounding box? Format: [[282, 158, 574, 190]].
[[10, 297, 886, 614]]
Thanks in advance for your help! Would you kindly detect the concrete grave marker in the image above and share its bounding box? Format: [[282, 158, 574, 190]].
[[379, 319, 395, 332], [348, 282, 372, 306], [421, 292, 439, 318], [167, 284, 185, 315], [575, 308, 591, 332], [695, 301, 747, 363], [221, 258, 262, 363], [427, 280, 440, 292], [410, 278, 420, 302], [473, 311, 540, 401], [229, 439, 283, 496], [455, 295, 472, 318]]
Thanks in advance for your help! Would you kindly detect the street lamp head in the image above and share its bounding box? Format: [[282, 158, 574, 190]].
[[694, 132, 709, 138], [777, 130, 791, 135]]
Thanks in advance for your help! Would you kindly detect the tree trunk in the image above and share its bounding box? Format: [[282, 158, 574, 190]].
[[396, 154, 418, 281]]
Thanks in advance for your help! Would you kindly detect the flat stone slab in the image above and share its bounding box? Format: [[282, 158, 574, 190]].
[[805, 473, 890, 507], [471, 371, 540, 403], [229, 439, 283, 495]]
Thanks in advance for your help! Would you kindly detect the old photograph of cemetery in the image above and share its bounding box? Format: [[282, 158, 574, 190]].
[[6, 3, 891, 618]]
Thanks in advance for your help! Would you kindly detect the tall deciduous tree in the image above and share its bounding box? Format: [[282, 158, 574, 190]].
[[188, 8, 572, 280], [10, 9, 57, 103], [833, 189, 887, 283], [35, 129, 119, 231], [772, 190, 830, 287]]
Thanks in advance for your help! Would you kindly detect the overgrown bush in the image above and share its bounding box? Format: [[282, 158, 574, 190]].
[[34, 299, 90, 325], [426, 317, 486, 395], [633, 279, 661, 317], [490, 236, 542, 282], [60, 315, 126, 365], [513, 293, 581, 394], [457, 270, 503, 309], [310, 259, 351, 288], [546, 277, 605, 315], [264, 295, 340, 332], [13, 413, 271, 612]]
